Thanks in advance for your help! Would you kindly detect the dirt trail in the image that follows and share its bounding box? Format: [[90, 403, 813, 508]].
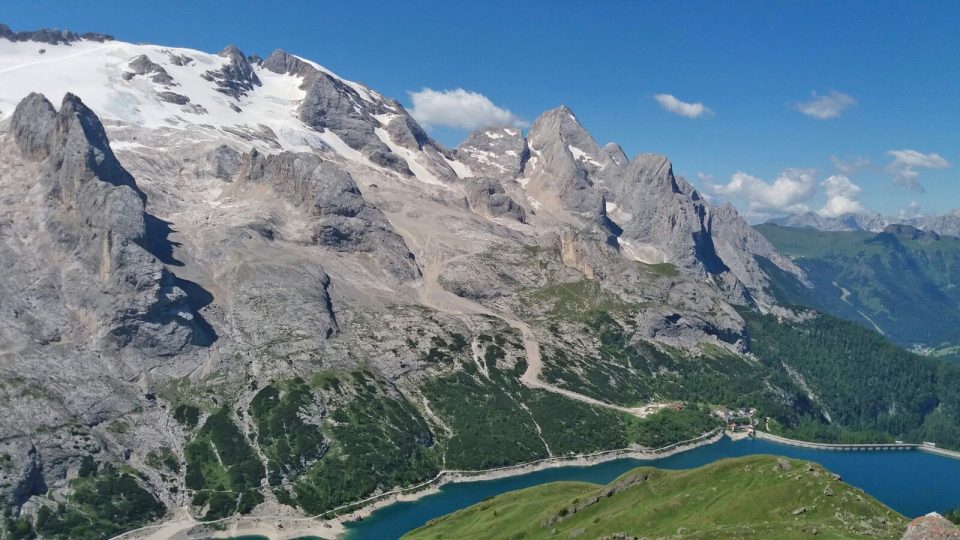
[[415, 247, 663, 419]]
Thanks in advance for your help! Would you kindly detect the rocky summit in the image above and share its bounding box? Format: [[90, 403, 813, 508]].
[[0, 22, 870, 540]]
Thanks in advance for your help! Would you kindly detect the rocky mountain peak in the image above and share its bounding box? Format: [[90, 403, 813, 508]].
[[202, 44, 261, 99], [262, 48, 316, 79]]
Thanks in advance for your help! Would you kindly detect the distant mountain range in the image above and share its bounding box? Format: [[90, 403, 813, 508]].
[[768, 210, 960, 237], [756, 222, 960, 359]]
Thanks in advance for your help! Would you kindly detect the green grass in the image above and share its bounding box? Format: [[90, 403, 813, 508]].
[[403, 455, 908, 539], [530, 280, 633, 320]]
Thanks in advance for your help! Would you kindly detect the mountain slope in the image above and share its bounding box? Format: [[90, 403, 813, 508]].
[[404, 455, 908, 540], [756, 223, 960, 358], [0, 22, 954, 539]]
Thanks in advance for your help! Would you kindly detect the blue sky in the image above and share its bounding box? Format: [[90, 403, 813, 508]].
[[3, 0, 957, 220]]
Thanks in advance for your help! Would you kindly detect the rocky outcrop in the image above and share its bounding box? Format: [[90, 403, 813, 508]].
[[221, 262, 338, 355], [236, 150, 421, 280], [454, 126, 528, 178], [202, 45, 261, 99], [902, 513, 960, 539], [464, 177, 526, 222], [5, 92, 205, 356], [123, 54, 175, 86], [206, 144, 242, 181], [0, 22, 113, 44]]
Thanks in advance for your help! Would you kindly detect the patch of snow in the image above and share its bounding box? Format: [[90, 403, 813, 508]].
[[516, 177, 530, 189], [526, 195, 541, 209], [617, 238, 666, 264], [318, 129, 363, 161], [568, 144, 603, 168], [605, 201, 633, 223], [443, 156, 473, 179], [484, 130, 503, 139], [374, 127, 447, 187], [505, 150, 517, 157]]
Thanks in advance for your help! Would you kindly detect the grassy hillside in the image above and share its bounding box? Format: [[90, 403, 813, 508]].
[[403, 455, 907, 540], [755, 223, 960, 359]]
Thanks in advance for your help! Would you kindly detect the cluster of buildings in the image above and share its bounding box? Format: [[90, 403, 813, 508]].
[[713, 407, 757, 432]]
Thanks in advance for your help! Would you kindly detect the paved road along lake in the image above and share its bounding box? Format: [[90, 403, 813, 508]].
[[343, 436, 960, 539]]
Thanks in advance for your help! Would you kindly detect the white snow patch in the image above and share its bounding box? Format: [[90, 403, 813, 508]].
[[484, 130, 503, 139], [443, 156, 474, 179], [568, 145, 603, 168], [526, 195, 542, 210], [516, 177, 530, 189], [375, 127, 447, 187], [617, 238, 666, 264]]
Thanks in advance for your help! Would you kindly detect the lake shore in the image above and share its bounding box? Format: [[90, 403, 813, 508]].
[[114, 429, 725, 540]]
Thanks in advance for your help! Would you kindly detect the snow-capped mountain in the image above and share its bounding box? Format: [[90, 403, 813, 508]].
[[768, 210, 960, 237], [0, 23, 812, 537]]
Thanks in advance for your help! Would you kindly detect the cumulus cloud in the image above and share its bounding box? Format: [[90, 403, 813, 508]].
[[407, 88, 528, 130], [654, 94, 714, 118], [794, 90, 856, 119], [886, 149, 951, 192], [817, 175, 866, 217], [710, 169, 817, 215]]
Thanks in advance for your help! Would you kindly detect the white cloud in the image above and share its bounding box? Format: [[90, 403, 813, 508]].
[[830, 155, 871, 176], [710, 169, 817, 214], [899, 200, 923, 220], [794, 90, 856, 119], [654, 94, 714, 118], [696, 172, 714, 182], [817, 175, 866, 217], [886, 149, 951, 192], [407, 88, 527, 131]]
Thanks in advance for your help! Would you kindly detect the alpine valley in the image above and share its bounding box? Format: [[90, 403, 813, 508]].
[[1, 23, 960, 540]]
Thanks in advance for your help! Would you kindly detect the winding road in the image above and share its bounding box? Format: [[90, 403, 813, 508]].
[[416, 246, 663, 419]]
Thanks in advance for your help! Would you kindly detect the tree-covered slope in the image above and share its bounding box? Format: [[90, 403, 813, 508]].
[[744, 311, 960, 448], [403, 455, 908, 540], [755, 223, 960, 360]]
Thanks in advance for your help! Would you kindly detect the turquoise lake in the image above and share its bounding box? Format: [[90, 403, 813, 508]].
[[343, 437, 960, 539]]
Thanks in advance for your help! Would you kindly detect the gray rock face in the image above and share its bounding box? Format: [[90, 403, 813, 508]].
[[10, 92, 57, 160], [202, 45, 261, 99], [206, 144, 242, 180], [5, 92, 205, 356], [524, 106, 609, 214], [606, 153, 726, 274], [464, 177, 526, 222], [221, 262, 338, 354], [157, 91, 190, 105], [710, 203, 809, 293], [237, 150, 421, 280], [454, 126, 528, 178], [124, 54, 175, 86], [298, 70, 392, 154], [262, 48, 317, 78]]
